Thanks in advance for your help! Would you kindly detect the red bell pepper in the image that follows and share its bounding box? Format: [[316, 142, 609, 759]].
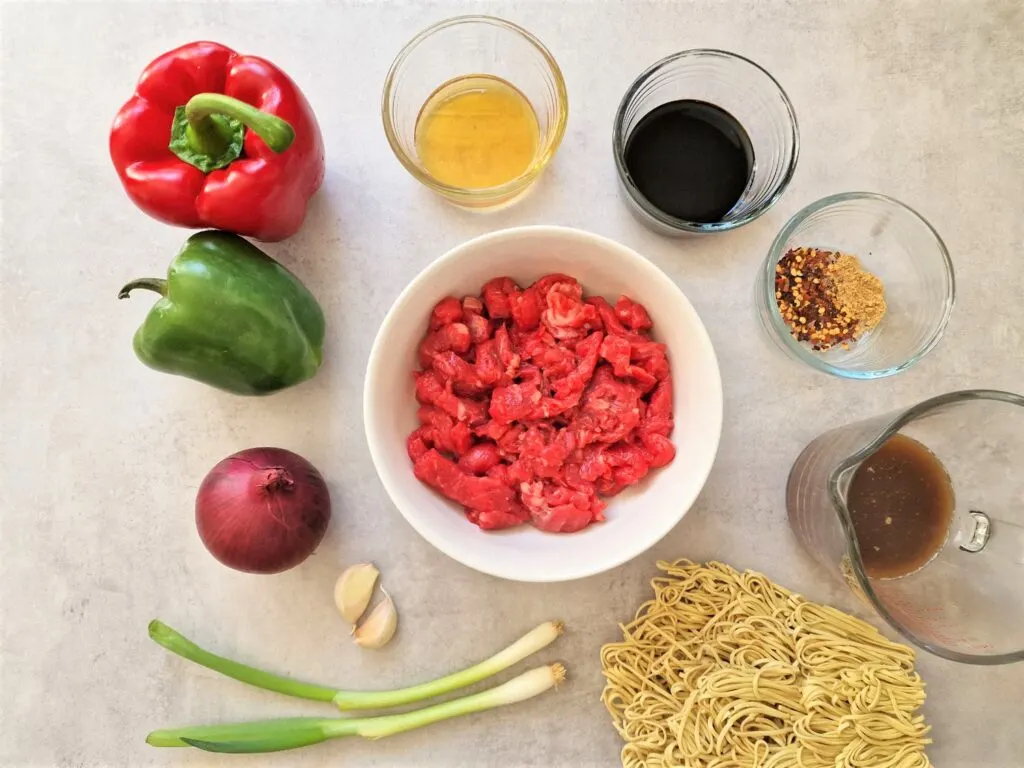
[[110, 42, 324, 242]]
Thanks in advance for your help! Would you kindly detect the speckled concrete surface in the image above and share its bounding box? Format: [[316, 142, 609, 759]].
[[2, 1, 1023, 766]]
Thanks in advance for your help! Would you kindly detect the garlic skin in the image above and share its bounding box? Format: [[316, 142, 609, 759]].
[[334, 564, 379, 625], [353, 589, 398, 649]]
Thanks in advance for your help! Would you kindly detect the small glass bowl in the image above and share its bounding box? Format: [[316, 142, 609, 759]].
[[382, 16, 568, 211], [756, 192, 955, 378], [613, 49, 799, 236]]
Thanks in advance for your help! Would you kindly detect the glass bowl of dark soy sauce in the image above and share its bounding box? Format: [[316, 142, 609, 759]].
[[614, 49, 799, 236]]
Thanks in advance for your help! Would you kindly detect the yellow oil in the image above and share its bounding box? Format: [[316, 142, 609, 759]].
[[414, 74, 540, 190]]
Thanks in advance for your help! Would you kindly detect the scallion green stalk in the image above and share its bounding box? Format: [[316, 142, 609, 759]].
[[149, 619, 564, 711], [148, 620, 337, 703], [147, 663, 566, 753], [146, 718, 331, 752]]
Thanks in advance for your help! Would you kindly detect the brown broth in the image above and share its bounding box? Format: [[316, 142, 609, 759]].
[[847, 433, 955, 579]]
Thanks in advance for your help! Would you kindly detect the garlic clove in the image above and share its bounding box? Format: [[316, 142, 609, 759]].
[[353, 589, 397, 649], [334, 563, 379, 625]]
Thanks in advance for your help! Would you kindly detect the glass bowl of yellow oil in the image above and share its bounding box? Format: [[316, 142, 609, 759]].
[[382, 16, 568, 210]]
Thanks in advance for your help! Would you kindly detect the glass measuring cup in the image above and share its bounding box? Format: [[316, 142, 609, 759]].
[[788, 390, 1024, 664]]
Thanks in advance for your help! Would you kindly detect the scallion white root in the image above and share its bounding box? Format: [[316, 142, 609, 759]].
[[332, 620, 564, 710], [343, 663, 566, 740]]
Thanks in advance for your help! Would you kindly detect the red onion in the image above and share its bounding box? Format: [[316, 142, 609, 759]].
[[195, 447, 331, 574]]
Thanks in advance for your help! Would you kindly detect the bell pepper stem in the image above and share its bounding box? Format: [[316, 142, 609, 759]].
[[118, 278, 168, 300], [185, 93, 295, 154]]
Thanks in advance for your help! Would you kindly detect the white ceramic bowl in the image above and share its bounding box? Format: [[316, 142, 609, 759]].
[[364, 226, 723, 582]]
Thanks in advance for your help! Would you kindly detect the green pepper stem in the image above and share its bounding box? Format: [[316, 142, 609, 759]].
[[118, 278, 168, 300], [185, 93, 295, 155], [148, 621, 337, 703]]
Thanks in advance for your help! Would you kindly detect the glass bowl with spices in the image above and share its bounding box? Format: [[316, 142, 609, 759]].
[[756, 192, 954, 378], [382, 16, 568, 211]]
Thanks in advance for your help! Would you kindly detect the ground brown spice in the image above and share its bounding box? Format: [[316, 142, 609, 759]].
[[774, 247, 886, 351], [829, 253, 887, 331]]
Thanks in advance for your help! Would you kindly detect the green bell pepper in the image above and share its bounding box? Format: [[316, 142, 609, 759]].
[[119, 231, 325, 396]]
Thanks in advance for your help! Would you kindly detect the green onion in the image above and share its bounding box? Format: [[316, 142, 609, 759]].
[[149, 619, 563, 710], [148, 620, 336, 703], [146, 718, 330, 751], [333, 619, 563, 710], [147, 663, 566, 753]]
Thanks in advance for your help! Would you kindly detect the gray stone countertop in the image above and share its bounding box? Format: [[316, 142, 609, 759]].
[[2, 1, 1022, 766]]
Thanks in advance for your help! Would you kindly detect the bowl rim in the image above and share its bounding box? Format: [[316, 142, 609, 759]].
[[760, 191, 956, 379], [363, 225, 723, 582]]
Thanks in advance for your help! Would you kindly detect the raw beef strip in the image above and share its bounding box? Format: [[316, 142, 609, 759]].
[[414, 449, 528, 530]]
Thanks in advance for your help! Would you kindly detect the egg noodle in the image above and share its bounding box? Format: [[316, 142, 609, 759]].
[[600, 560, 931, 768]]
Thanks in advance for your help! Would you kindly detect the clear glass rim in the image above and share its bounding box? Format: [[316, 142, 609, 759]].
[[612, 48, 800, 234], [826, 389, 1024, 665], [381, 15, 569, 199], [760, 191, 956, 379]]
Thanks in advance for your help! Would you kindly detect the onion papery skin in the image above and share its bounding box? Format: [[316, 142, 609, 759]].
[[195, 447, 331, 574]]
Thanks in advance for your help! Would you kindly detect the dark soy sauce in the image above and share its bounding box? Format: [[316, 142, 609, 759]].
[[624, 100, 754, 223]]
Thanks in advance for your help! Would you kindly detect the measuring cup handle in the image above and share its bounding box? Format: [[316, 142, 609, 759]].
[[958, 511, 991, 553]]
